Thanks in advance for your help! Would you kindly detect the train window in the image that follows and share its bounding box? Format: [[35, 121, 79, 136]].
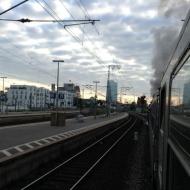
[[170, 56, 190, 120], [169, 55, 190, 190]]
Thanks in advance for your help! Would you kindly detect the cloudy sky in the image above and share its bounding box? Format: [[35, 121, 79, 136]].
[[0, 0, 189, 101]]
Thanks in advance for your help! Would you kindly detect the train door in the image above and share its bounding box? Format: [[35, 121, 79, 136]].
[[158, 85, 166, 190]]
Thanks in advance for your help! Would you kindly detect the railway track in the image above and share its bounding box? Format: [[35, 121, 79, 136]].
[[7, 116, 137, 190]]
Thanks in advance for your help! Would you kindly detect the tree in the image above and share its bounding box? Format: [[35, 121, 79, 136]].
[[137, 95, 147, 112], [130, 101, 136, 111]]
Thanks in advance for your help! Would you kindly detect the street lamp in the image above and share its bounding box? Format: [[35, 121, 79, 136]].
[[0, 76, 7, 93], [0, 76, 7, 113], [93, 81, 100, 119], [53, 60, 64, 125], [52, 60, 64, 110]]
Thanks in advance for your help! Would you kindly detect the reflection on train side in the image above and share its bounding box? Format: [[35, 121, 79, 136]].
[[171, 56, 190, 118]]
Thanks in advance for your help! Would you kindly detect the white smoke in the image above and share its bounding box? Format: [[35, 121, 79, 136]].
[[159, 0, 190, 18], [150, 27, 179, 93], [150, 0, 190, 95]]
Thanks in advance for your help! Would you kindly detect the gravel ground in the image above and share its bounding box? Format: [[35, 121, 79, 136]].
[[79, 118, 152, 190], [122, 122, 151, 190]]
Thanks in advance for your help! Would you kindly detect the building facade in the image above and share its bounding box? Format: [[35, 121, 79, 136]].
[[109, 80, 118, 103], [6, 85, 50, 110], [7, 83, 80, 110], [63, 83, 80, 98], [50, 90, 75, 108]]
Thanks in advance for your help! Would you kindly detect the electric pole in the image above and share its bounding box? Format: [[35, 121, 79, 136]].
[[93, 81, 100, 119]]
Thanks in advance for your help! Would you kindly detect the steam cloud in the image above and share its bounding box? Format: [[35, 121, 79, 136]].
[[150, 27, 179, 94], [150, 0, 189, 95], [159, 0, 190, 18]]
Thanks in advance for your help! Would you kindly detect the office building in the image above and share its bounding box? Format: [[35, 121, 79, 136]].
[[108, 80, 118, 103]]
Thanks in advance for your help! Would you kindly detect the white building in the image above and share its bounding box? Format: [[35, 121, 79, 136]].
[[50, 90, 75, 108], [7, 85, 50, 110], [7, 84, 77, 111]]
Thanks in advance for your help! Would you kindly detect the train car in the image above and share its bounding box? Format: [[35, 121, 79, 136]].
[[148, 92, 160, 185], [150, 9, 190, 190]]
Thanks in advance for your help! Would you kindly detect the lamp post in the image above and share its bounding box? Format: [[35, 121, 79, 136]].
[[53, 60, 64, 125], [0, 76, 7, 113], [93, 81, 100, 119], [0, 76, 7, 92]]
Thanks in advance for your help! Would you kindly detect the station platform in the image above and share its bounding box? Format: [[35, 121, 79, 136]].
[[0, 113, 128, 161]]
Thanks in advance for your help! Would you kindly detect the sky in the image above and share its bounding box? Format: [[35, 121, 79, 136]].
[[0, 0, 189, 101]]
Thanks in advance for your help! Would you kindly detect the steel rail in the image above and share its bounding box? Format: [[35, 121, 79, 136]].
[[21, 117, 132, 190], [70, 119, 137, 190]]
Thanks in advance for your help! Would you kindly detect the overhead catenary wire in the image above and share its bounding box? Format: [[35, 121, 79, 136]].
[[0, 1, 107, 91], [35, 0, 82, 43], [0, 18, 100, 23], [71, 0, 101, 53], [0, 0, 98, 78], [58, 0, 88, 44], [59, 0, 99, 47], [35, 0, 95, 68], [0, 1, 108, 89], [58, 0, 105, 66], [36, 0, 107, 68], [0, 0, 105, 69], [64, 21, 95, 28], [77, 0, 91, 19], [0, 0, 29, 15], [75, 0, 100, 35]]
